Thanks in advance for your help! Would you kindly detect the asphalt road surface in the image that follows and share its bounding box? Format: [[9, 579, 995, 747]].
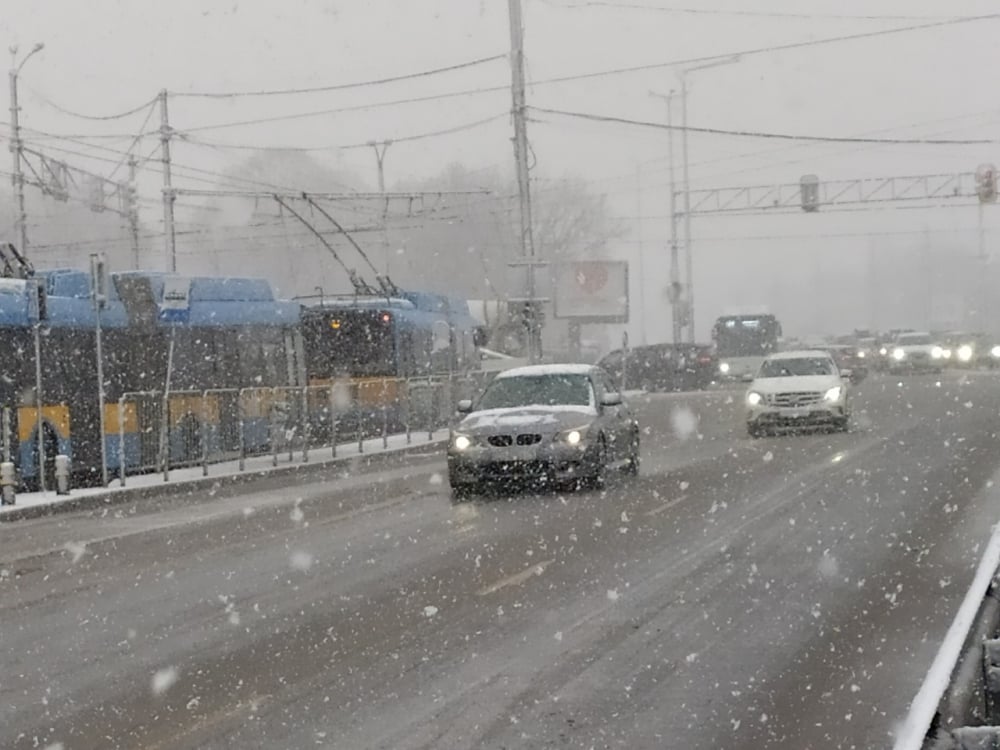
[[3, 371, 1000, 750]]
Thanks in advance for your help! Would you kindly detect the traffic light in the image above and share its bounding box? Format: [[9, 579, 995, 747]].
[[800, 174, 820, 213], [976, 163, 997, 204]]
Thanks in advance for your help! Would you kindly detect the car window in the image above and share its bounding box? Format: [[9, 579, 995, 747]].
[[759, 357, 835, 377], [476, 373, 595, 409]]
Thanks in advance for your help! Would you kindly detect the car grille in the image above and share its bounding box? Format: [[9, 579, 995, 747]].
[[487, 434, 542, 447], [766, 391, 823, 407]]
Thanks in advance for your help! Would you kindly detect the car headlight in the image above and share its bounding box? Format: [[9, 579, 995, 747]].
[[931, 346, 944, 360], [879, 347, 888, 356], [559, 425, 591, 445], [943, 349, 952, 359], [857, 350, 866, 359], [957, 345, 973, 362], [992, 345, 1000, 358], [824, 386, 843, 402], [453, 434, 472, 451], [719, 362, 731, 374], [892, 348, 905, 361], [746, 391, 763, 407]]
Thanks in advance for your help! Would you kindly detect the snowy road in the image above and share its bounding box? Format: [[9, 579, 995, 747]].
[[3, 372, 1000, 749]]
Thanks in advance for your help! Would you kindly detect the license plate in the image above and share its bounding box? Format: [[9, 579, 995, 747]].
[[779, 408, 810, 418]]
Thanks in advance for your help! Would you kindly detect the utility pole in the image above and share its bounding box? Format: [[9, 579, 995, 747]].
[[678, 55, 742, 344], [679, 74, 693, 343], [635, 163, 647, 345], [159, 89, 177, 272], [508, 0, 541, 362], [650, 89, 682, 347], [127, 155, 140, 269], [8, 43, 44, 262], [367, 139, 392, 275]]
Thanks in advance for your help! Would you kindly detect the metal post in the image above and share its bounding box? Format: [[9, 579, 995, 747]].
[[328, 385, 337, 458], [1, 407, 10, 463], [357, 410, 364, 454], [635, 163, 647, 346], [159, 89, 177, 272], [404, 380, 412, 445], [158, 327, 176, 482], [508, 0, 540, 363], [32, 320, 45, 492], [382, 403, 389, 450], [665, 91, 682, 348], [287, 389, 294, 464], [271, 388, 279, 468], [237, 388, 246, 472], [118, 395, 127, 486], [301, 385, 309, 463], [201, 391, 209, 476], [95, 303, 108, 487]]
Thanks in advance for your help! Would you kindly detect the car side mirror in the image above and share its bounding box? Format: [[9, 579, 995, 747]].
[[840, 369, 852, 380], [601, 392, 623, 407], [456, 399, 474, 414]]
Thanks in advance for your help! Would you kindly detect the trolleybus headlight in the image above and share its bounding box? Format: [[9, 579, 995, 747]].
[[957, 345, 973, 362], [892, 348, 905, 361], [453, 435, 471, 451], [746, 391, 763, 407], [719, 362, 731, 374]]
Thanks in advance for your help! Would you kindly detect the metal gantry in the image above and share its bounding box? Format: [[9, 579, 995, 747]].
[[678, 172, 980, 216]]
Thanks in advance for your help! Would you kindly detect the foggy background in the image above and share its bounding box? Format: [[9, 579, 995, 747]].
[[2, 0, 999, 351]]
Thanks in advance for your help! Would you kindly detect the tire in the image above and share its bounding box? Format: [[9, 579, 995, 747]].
[[747, 423, 762, 439], [834, 417, 849, 433], [586, 438, 609, 490], [625, 430, 640, 477]]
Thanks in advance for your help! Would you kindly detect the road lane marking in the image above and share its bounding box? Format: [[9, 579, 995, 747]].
[[644, 495, 688, 517], [477, 559, 554, 596]]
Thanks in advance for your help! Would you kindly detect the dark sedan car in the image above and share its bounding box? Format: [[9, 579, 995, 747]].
[[598, 343, 717, 393], [447, 364, 640, 499]]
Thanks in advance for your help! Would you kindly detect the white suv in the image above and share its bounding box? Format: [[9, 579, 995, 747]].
[[746, 350, 850, 437]]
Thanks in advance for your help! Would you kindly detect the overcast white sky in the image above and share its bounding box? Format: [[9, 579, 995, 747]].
[[3, 0, 1000, 339]]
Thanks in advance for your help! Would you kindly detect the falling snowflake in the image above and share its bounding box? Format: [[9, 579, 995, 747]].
[[429, 473, 444, 486], [64, 541, 87, 564], [818, 553, 839, 579], [423, 605, 439, 617], [289, 505, 304, 523], [151, 666, 179, 695], [762, 451, 774, 463], [685, 652, 698, 663], [290, 551, 314, 571], [670, 407, 699, 441], [607, 589, 620, 602], [679, 481, 690, 491], [554, 631, 563, 642]]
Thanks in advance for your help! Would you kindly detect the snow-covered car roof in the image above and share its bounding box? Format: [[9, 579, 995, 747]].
[[494, 363, 596, 379], [765, 349, 835, 361]]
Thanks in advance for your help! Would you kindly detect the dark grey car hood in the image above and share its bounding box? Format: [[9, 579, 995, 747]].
[[457, 406, 597, 436]]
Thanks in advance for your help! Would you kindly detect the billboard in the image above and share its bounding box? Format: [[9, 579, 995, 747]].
[[553, 260, 628, 323]]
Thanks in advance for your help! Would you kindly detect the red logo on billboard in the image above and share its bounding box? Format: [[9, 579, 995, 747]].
[[574, 262, 609, 294]]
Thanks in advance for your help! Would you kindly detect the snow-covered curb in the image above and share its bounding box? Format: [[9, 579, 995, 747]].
[[0, 431, 448, 523]]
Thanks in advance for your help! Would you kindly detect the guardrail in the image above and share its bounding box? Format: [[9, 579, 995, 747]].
[[894, 524, 1000, 750], [113, 374, 487, 486]]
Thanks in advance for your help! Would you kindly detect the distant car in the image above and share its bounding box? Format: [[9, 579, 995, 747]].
[[823, 345, 867, 384], [447, 364, 640, 499], [598, 343, 716, 393], [944, 332, 1000, 369], [888, 331, 948, 374], [745, 350, 851, 437]]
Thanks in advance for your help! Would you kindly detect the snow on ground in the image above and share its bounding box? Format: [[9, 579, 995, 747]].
[[0, 430, 448, 517]]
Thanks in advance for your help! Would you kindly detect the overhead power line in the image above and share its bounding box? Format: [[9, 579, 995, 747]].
[[28, 91, 161, 121], [541, 1, 959, 22], [164, 13, 1000, 135], [184, 113, 508, 152], [529, 107, 1000, 145], [171, 53, 508, 98]]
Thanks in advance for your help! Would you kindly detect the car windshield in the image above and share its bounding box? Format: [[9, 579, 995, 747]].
[[898, 334, 932, 345], [476, 373, 594, 410], [758, 357, 835, 377]]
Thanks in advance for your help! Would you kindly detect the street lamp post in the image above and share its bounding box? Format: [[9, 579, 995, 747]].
[[649, 89, 682, 348], [678, 54, 740, 343], [367, 139, 392, 276], [8, 42, 44, 260]]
